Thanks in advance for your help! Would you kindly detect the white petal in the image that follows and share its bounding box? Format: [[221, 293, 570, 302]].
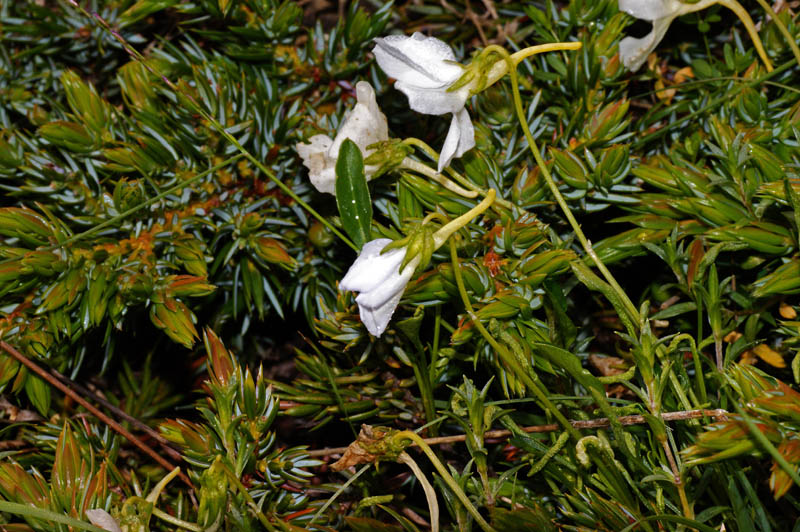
[[395, 81, 470, 116], [373, 33, 463, 89], [339, 239, 402, 293], [354, 258, 416, 310], [438, 108, 475, 172], [619, 0, 681, 20], [86, 509, 122, 532], [358, 288, 405, 337], [330, 82, 389, 157], [296, 135, 336, 194], [619, 16, 673, 71]]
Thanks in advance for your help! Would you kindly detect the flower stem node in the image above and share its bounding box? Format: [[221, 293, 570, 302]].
[[362, 138, 414, 179], [296, 81, 389, 195]]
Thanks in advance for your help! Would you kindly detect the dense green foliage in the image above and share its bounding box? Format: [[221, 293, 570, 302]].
[[1, 0, 800, 530]]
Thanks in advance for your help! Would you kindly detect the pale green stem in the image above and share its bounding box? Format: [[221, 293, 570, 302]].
[[398, 431, 497, 532], [449, 239, 582, 441], [487, 43, 641, 324], [753, 0, 800, 68], [398, 451, 440, 532], [485, 42, 583, 86], [152, 508, 204, 532], [66, 1, 357, 251], [400, 157, 478, 198], [401, 137, 514, 210], [145, 466, 181, 504], [718, 0, 773, 71], [0, 501, 106, 532], [432, 189, 496, 248]]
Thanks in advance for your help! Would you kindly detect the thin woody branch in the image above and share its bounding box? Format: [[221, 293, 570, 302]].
[[306, 409, 729, 458]]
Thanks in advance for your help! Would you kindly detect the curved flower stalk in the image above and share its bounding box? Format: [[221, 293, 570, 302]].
[[296, 81, 389, 194], [373, 33, 581, 173], [340, 190, 496, 337], [619, 0, 773, 72]]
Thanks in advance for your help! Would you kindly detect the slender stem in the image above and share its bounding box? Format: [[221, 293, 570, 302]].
[[152, 508, 204, 532], [0, 341, 193, 489], [753, 0, 800, 68], [398, 431, 497, 532], [306, 409, 729, 457], [730, 400, 800, 490], [145, 467, 181, 503], [487, 44, 641, 323], [432, 189, 496, 248], [0, 501, 106, 532], [719, 0, 774, 72], [448, 239, 582, 440], [634, 58, 793, 147], [402, 137, 515, 210], [398, 452, 439, 532], [401, 158, 478, 198], [49, 368, 182, 462], [485, 42, 583, 86], [65, 1, 356, 251]]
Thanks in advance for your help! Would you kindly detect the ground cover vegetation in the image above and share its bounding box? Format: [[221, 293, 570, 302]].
[[0, 0, 799, 530]]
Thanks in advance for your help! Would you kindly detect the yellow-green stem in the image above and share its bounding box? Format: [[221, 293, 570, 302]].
[[402, 137, 514, 210], [401, 157, 478, 198], [152, 508, 204, 532], [67, 1, 357, 251], [432, 189, 496, 248], [398, 452, 440, 532], [398, 431, 496, 532], [719, 0, 773, 71], [449, 239, 581, 441], [486, 43, 641, 324], [753, 0, 800, 68]]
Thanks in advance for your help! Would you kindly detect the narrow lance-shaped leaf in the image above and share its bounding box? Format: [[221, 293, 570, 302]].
[[335, 138, 372, 250]]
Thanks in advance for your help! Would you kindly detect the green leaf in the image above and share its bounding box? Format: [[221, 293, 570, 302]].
[[335, 139, 372, 249]]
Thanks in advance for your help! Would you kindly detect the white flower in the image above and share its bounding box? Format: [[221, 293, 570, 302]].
[[339, 238, 421, 337], [372, 32, 475, 173], [296, 81, 389, 194], [619, 0, 715, 72], [86, 509, 122, 532]]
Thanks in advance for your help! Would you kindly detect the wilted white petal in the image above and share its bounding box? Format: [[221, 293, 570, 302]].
[[619, 16, 674, 72], [340, 239, 402, 293], [373, 33, 463, 89], [619, 0, 681, 20], [330, 82, 389, 158], [86, 509, 122, 532], [295, 82, 389, 195]]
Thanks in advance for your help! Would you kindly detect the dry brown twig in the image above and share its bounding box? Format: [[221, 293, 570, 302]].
[[306, 409, 729, 458], [0, 341, 193, 490]]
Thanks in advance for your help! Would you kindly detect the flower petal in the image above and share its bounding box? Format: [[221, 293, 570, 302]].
[[358, 287, 404, 337], [373, 33, 463, 89], [618, 0, 681, 20], [329, 82, 389, 159], [340, 239, 403, 293], [619, 16, 673, 72], [296, 135, 336, 194], [394, 81, 470, 116], [354, 257, 416, 311], [86, 509, 122, 532], [438, 108, 475, 172]]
